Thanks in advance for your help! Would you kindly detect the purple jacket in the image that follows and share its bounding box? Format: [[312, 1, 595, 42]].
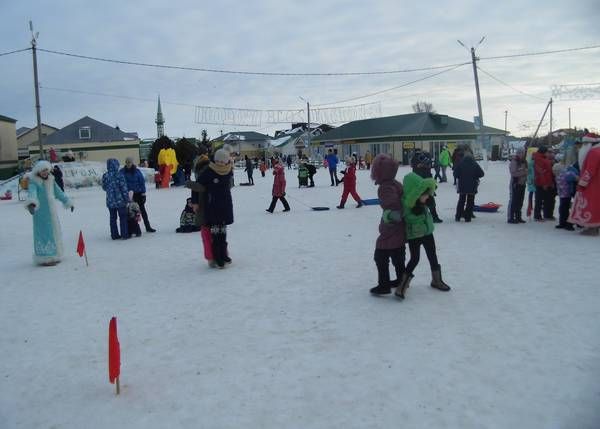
[[557, 166, 578, 198], [372, 154, 405, 249]]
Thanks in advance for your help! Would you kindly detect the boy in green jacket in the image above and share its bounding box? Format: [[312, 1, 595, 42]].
[[396, 172, 451, 298]]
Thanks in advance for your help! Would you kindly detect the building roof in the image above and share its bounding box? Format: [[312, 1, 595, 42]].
[[16, 124, 59, 140], [212, 131, 272, 142], [270, 129, 304, 148], [312, 112, 506, 143], [43, 116, 138, 146], [0, 114, 17, 123], [17, 127, 31, 136]]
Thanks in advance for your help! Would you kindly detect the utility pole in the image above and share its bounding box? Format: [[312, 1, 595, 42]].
[[299, 97, 311, 159], [30, 21, 44, 160], [568, 107, 572, 129], [549, 98, 553, 145], [504, 110, 508, 157], [458, 38, 486, 155]]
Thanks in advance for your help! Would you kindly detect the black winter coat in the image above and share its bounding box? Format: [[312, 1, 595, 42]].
[[453, 156, 484, 194], [196, 165, 234, 225]]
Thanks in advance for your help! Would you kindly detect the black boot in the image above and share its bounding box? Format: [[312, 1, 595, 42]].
[[282, 197, 291, 212], [337, 202, 345, 209], [431, 265, 451, 291], [371, 252, 391, 295]]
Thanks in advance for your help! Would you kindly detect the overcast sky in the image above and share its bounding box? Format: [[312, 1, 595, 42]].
[[1, 0, 599, 140]]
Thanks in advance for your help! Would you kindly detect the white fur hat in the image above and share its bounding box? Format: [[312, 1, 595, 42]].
[[214, 148, 230, 164], [31, 160, 52, 176]]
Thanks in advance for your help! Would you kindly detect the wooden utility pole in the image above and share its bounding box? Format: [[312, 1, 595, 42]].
[[458, 38, 486, 154], [30, 21, 44, 160]]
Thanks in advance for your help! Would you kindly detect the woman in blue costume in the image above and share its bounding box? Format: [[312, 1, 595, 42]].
[[25, 160, 74, 266]]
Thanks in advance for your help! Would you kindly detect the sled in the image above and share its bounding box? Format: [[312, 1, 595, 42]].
[[473, 202, 501, 213], [239, 183, 254, 186], [361, 198, 380, 206], [0, 191, 12, 201], [311, 206, 330, 211]]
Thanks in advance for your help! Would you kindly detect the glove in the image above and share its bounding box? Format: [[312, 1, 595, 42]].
[[70, 206, 75, 212], [27, 204, 35, 215], [382, 209, 402, 224]]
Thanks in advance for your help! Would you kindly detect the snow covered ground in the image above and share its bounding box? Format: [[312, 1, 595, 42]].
[[1, 162, 599, 429]]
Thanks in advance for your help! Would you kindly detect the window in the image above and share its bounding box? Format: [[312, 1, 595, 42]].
[[79, 126, 91, 139]]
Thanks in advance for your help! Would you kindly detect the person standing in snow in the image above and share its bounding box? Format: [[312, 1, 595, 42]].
[[569, 132, 600, 235], [555, 161, 579, 231], [368, 154, 406, 296], [451, 145, 465, 185], [336, 156, 363, 209], [121, 157, 156, 233], [102, 158, 130, 240], [188, 154, 215, 266], [411, 150, 443, 223], [25, 160, 74, 266], [266, 157, 291, 213], [396, 171, 451, 298], [196, 148, 234, 268], [532, 146, 556, 221], [325, 149, 340, 186], [306, 161, 317, 187], [364, 150, 373, 170], [244, 155, 254, 185], [453, 150, 485, 222], [52, 165, 64, 191], [507, 148, 528, 224], [439, 145, 451, 182]]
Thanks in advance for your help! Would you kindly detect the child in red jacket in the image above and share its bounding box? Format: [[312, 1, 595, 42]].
[[337, 156, 363, 208]]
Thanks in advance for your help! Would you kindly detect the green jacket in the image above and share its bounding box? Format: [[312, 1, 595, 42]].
[[439, 149, 451, 167], [402, 172, 437, 240]]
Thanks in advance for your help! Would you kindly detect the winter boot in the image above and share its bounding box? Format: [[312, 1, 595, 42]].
[[394, 273, 414, 299], [337, 202, 345, 209], [371, 254, 392, 295], [356, 201, 363, 208], [430, 265, 451, 291]]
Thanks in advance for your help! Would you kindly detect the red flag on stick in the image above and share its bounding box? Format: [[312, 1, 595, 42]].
[[76, 230, 88, 266], [108, 317, 121, 395]]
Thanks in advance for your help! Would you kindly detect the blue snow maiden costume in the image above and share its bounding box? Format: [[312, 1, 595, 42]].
[[25, 160, 74, 265]]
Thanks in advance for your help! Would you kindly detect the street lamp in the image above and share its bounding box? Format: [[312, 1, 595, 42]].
[[299, 96, 311, 160]]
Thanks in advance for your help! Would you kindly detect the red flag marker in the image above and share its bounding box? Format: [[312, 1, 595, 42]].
[[108, 317, 121, 395], [76, 230, 88, 266]]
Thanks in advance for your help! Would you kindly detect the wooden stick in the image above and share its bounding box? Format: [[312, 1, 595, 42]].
[[84, 250, 89, 267], [116, 377, 120, 395]]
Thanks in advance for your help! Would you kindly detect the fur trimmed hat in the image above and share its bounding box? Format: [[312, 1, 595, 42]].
[[214, 148, 230, 164]]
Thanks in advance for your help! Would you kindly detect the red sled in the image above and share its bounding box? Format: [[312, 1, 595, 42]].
[[473, 202, 501, 213], [0, 191, 13, 200]]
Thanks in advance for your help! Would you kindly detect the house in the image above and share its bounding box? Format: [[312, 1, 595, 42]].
[[29, 116, 140, 164], [271, 123, 335, 159], [0, 114, 18, 179], [211, 131, 272, 158], [17, 124, 59, 159], [311, 112, 506, 164]]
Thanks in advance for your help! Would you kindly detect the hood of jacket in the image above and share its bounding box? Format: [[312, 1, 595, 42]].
[[106, 158, 120, 173], [371, 154, 399, 184], [402, 172, 436, 209]]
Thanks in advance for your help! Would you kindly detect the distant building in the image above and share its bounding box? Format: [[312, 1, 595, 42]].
[[0, 114, 18, 179], [312, 112, 506, 164], [156, 96, 165, 138], [17, 124, 59, 159], [29, 116, 140, 165], [211, 131, 272, 158]]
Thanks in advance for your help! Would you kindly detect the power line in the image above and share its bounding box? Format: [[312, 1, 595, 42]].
[[315, 63, 467, 106], [0, 47, 31, 57], [476, 66, 547, 101], [480, 44, 600, 61], [37, 48, 469, 77]]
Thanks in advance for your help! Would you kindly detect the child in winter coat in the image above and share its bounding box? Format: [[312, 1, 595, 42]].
[[298, 161, 309, 187], [556, 163, 579, 230], [266, 158, 290, 212], [196, 149, 234, 268], [176, 198, 200, 233], [397, 172, 451, 298], [126, 192, 142, 237], [102, 158, 130, 240], [336, 156, 363, 209], [259, 160, 267, 177], [369, 154, 406, 296]]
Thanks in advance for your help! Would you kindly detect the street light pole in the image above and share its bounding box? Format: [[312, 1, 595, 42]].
[[30, 21, 45, 160], [299, 97, 311, 159]]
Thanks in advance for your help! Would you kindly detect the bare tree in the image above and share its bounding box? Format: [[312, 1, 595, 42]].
[[412, 101, 436, 113]]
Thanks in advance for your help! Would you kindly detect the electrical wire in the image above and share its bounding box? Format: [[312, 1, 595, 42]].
[[476, 66, 548, 101], [37, 48, 469, 77], [0, 47, 31, 57], [314, 63, 467, 106], [479, 44, 600, 61]]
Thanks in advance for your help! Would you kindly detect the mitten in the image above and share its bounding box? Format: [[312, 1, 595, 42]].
[[27, 204, 35, 215], [382, 209, 402, 223]]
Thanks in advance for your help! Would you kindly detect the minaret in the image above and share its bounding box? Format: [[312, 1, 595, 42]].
[[155, 95, 165, 138]]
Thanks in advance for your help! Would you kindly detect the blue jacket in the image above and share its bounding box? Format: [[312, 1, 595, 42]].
[[120, 165, 146, 194], [326, 153, 338, 169], [102, 159, 129, 208]]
